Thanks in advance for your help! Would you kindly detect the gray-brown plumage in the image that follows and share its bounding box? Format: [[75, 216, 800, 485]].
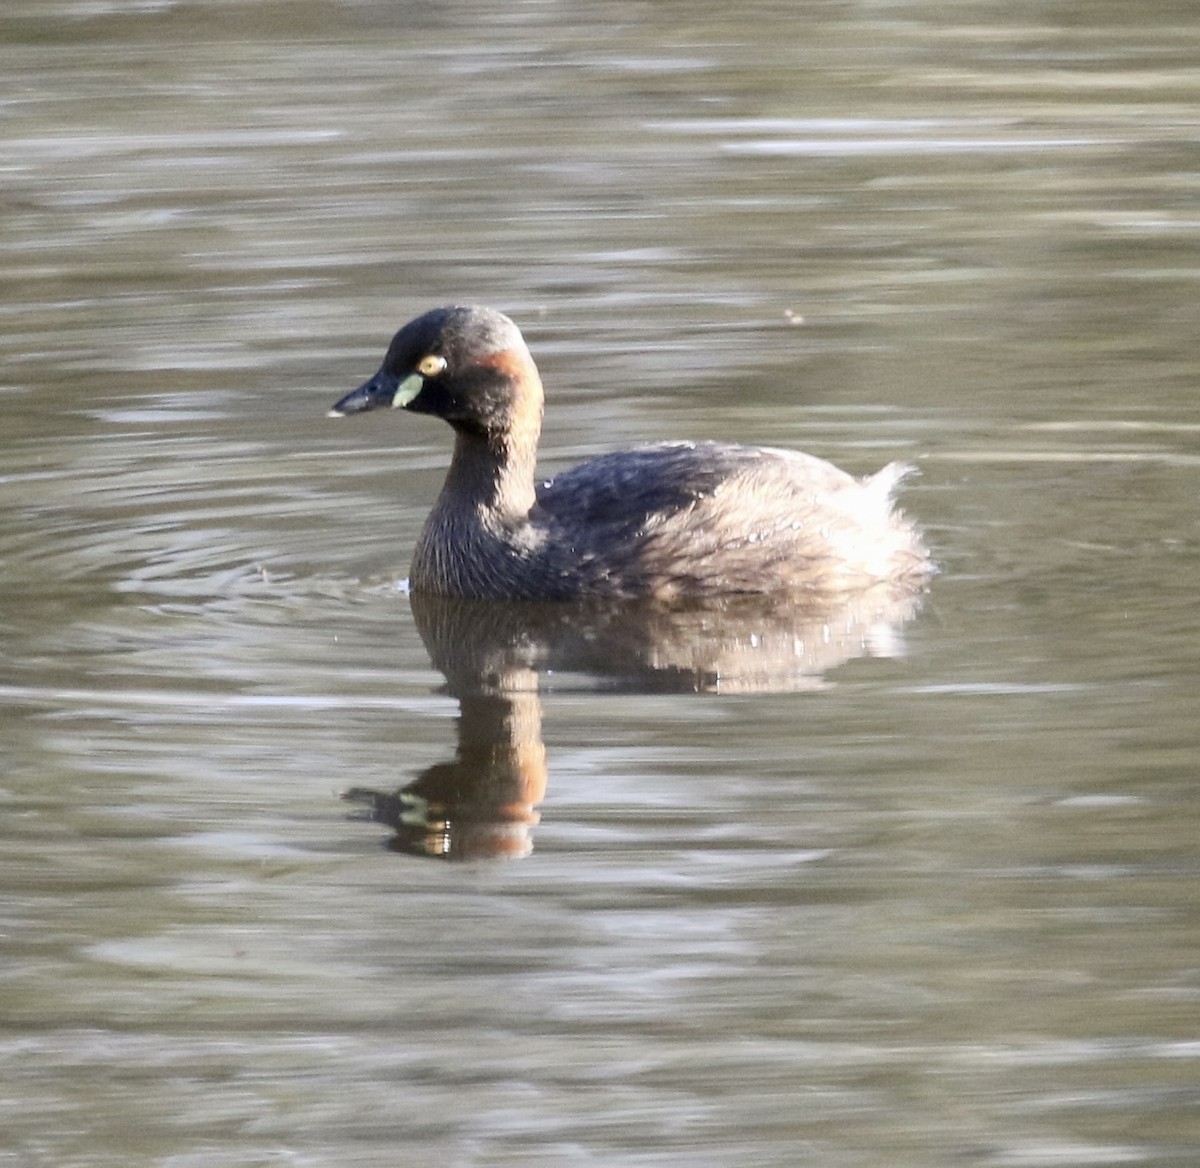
[[329, 305, 932, 603]]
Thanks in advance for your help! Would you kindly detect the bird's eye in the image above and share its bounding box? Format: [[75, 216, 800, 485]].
[[416, 354, 447, 377]]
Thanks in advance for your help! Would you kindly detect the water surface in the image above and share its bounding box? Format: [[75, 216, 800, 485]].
[[2, 1, 1199, 1165]]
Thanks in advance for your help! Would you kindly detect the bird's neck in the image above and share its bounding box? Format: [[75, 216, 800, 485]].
[[438, 425, 539, 525]]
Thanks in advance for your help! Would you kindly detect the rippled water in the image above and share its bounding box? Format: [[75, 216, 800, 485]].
[[3, 2, 1199, 1165]]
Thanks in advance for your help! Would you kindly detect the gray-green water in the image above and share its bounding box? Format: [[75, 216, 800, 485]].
[[3, 2, 1198, 1165]]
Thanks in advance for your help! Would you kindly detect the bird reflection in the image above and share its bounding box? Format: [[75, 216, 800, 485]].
[[343, 586, 925, 859]]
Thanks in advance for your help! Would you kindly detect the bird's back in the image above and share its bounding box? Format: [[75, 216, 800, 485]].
[[532, 441, 928, 601]]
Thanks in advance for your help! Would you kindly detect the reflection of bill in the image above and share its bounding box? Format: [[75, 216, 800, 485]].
[[342, 586, 925, 860]]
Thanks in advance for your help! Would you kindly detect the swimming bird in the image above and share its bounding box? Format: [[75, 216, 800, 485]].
[[329, 305, 931, 603]]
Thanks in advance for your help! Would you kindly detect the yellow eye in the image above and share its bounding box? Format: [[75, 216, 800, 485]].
[[415, 353, 447, 377]]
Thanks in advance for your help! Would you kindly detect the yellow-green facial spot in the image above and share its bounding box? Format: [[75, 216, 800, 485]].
[[393, 353, 447, 408], [392, 373, 424, 408]]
